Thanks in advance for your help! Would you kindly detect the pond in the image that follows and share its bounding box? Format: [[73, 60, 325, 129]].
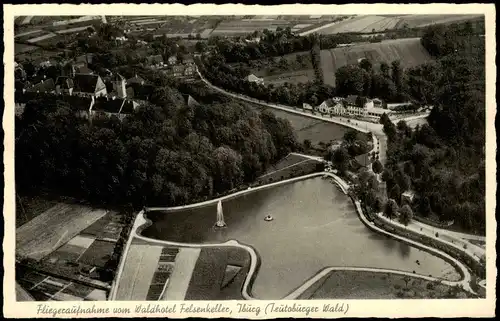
[[142, 178, 461, 299]]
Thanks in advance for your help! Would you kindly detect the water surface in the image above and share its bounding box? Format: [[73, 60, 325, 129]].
[[143, 178, 460, 299]]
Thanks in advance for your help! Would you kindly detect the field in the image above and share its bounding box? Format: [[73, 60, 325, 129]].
[[394, 14, 484, 29], [16, 203, 108, 261], [81, 211, 124, 241], [114, 241, 164, 300], [320, 38, 433, 86], [16, 269, 107, 301], [316, 15, 400, 34], [311, 14, 482, 34], [298, 270, 474, 299]]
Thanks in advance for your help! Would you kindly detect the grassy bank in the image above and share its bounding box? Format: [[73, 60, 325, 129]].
[[299, 270, 477, 299]]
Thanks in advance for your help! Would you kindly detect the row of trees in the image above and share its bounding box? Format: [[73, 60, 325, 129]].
[[15, 83, 299, 209]]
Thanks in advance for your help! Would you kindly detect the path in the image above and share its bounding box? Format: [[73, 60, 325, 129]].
[[161, 248, 201, 300]]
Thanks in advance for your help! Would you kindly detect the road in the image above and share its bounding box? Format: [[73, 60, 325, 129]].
[[196, 66, 484, 255]]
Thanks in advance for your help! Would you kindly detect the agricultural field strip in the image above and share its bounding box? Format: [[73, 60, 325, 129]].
[[162, 248, 201, 301], [115, 243, 163, 300]]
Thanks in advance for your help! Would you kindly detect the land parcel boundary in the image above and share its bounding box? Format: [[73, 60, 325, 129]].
[[16, 203, 108, 261]]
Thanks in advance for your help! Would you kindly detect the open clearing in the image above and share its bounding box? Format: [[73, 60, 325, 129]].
[[16, 203, 107, 261], [320, 38, 433, 86]]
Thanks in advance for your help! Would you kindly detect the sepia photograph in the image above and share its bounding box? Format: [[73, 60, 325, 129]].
[[3, 3, 496, 318]]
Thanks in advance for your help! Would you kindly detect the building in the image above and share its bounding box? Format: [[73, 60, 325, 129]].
[[147, 54, 164, 68], [372, 98, 383, 108], [344, 95, 372, 117], [318, 97, 345, 115], [401, 190, 415, 205], [184, 63, 196, 77], [55, 76, 74, 95], [246, 74, 264, 85], [126, 74, 145, 86], [167, 55, 177, 65], [91, 96, 139, 120], [26, 78, 55, 94], [302, 103, 314, 111], [73, 74, 107, 97], [112, 73, 127, 98], [76, 65, 94, 75], [354, 153, 372, 168]]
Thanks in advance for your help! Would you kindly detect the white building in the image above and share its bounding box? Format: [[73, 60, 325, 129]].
[[246, 74, 264, 85], [318, 97, 345, 116], [302, 103, 314, 111]]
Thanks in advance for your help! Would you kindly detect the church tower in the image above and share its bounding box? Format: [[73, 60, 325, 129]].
[[112, 73, 126, 98]]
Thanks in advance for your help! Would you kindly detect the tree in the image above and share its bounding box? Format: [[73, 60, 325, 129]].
[[390, 184, 401, 202], [343, 129, 358, 145], [303, 139, 312, 150], [399, 204, 414, 226], [372, 159, 383, 174], [373, 196, 383, 212], [384, 199, 399, 220]]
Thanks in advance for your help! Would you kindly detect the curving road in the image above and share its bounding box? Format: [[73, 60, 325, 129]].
[[196, 66, 483, 243]]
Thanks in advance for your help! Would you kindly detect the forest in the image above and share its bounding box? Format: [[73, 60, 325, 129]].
[[15, 85, 299, 209], [377, 21, 486, 233]]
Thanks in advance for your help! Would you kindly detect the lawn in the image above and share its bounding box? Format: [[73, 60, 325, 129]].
[[320, 38, 433, 86], [300, 270, 476, 299], [184, 246, 251, 300], [16, 203, 108, 261], [16, 195, 59, 227]]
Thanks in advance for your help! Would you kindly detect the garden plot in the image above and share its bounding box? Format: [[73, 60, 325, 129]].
[[77, 240, 116, 268], [16, 203, 107, 261]]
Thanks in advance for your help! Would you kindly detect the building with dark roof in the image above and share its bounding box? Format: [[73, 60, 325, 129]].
[[90, 96, 139, 120], [55, 76, 74, 95], [26, 78, 55, 94], [73, 74, 107, 97], [126, 74, 145, 86]]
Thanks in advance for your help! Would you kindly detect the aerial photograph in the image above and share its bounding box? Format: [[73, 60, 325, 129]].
[[13, 13, 487, 302]]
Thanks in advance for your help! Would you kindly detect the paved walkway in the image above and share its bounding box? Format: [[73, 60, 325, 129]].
[[162, 248, 201, 300]]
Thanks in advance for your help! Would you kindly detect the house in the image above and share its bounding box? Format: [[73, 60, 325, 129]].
[[73, 74, 107, 97], [401, 190, 415, 205], [185, 95, 200, 108], [147, 54, 164, 68], [246, 74, 264, 85], [76, 65, 94, 75], [26, 78, 55, 94], [318, 97, 345, 115], [55, 76, 74, 95], [344, 95, 372, 116], [184, 63, 196, 77], [91, 96, 139, 120], [372, 98, 383, 108], [167, 55, 177, 65], [127, 74, 145, 86], [183, 55, 195, 65], [302, 103, 314, 111]]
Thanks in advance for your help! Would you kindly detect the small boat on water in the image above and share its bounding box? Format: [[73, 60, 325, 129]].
[[264, 215, 274, 222]]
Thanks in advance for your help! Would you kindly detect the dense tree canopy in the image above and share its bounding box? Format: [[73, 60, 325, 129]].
[[16, 86, 298, 209]]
